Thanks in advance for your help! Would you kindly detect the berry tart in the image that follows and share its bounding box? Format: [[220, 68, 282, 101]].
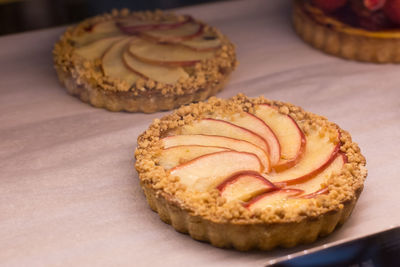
[[53, 9, 237, 113], [135, 94, 367, 250], [293, 0, 400, 63]]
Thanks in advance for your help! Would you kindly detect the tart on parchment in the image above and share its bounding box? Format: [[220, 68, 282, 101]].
[[53, 9, 237, 113], [293, 0, 400, 63], [135, 94, 367, 250]]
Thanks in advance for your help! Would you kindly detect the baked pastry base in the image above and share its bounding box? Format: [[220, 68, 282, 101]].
[[142, 183, 361, 251], [53, 9, 237, 113], [135, 94, 367, 250], [293, 0, 400, 63], [55, 67, 229, 113]]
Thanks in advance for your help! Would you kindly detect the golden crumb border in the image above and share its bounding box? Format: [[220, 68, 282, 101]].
[[135, 94, 367, 227], [52, 9, 237, 112]]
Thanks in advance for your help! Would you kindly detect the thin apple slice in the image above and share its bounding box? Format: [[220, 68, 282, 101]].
[[117, 15, 192, 32], [75, 36, 123, 60], [158, 145, 229, 169], [74, 20, 122, 46], [123, 49, 188, 84], [180, 118, 270, 155], [217, 171, 277, 202], [128, 38, 215, 67], [220, 112, 281, 166], [91, 20, 121, 34], [170, 151, 262, 192], [245, 189, 303, 211], [102, 38, 140, 85], [180, 34, 221, 51], [255, 104, 306, 171], [266, 129, 340, 186], [290, 153, 346, 197], [162, 134, 270, 172], [139, 22, 204, 43], [300, 188, 329, 199]]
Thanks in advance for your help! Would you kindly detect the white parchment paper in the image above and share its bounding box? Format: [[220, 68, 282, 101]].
[[0, 0, 399, 266]]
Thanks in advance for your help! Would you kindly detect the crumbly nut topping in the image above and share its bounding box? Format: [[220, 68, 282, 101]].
[[53, 9, 237, 96], [135, 94, 367, 224]]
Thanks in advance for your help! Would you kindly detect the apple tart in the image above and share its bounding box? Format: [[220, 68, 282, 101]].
[[135, 94, 367, 250], [293, 0, 400, 63], [53, 9, 237, 112]]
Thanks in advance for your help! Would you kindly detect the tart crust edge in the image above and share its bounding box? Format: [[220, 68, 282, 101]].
[[134, 94, 367, 250], [141, 182, 362, 251], [52, 9, 237, 113], [55, 66, 231, 113], [292, 0, 400, 63]]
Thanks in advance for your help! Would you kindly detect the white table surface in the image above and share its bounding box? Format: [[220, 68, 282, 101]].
[[1, 0, 399, 266]]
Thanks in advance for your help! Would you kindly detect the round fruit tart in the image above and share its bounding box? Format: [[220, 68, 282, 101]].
[[135, 94, 367, 250], [293, 0, 400, 63], [53, 9, 237, 113]]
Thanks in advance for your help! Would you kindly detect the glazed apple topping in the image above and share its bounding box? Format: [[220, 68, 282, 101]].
[[135, 21, 204, 43], [74, 20, 122, 46], [217, 171, 278, 202], [254, 104, 306, 171], [155, 102, 347, 211], [102, 38, 141, 86], [71, 13, 222, 85], [169, 151, 263, 192], [244, 189, 304, 211], [161, 134, 271, 172], [128, 38, 215, 67], [116, 15, 192, 32]]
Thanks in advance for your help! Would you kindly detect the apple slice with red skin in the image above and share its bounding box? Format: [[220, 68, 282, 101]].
[[180, 118, 270, 156], [179, 34, 221, 51], [102, 38, 141, 85], [123, 49, 188, 84], [266, 128, 341, 186], [254, 104, 306, 171], [170, 151, 262, 192], [90, 20, 121, 34], [137, 22, 204, 43], [128, 38, 215, 67], [220, 112, 281, 166], [289, 152, 347, 198], [162, 134, 270, 172], [299, 188, 329, 199], [76, 20, 122, 46], [117, 15, 192, 32], [217, 171, 278, 202], [244, 189, 303, 211], [75, 36, 124, 60], [158, 145, 230, 169]]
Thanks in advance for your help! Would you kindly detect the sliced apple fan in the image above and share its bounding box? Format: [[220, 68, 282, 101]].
[[73, 17, 219, 85], [158, 105, 343, 207]]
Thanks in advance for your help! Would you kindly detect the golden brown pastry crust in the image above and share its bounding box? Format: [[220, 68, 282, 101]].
[[293, 0, 400, 63], [135, 94, 367, 250], [53, 9, 237, 113]]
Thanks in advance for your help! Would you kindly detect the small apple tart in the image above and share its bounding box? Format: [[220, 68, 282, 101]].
[[293, 0, 400, 63], [135, 94, 367, 250], [53, 9, 237, 113]]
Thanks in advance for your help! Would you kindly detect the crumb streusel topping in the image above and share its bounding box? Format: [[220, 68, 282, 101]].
[[135, 94, 367, 224], [53, 9, 237, 97]]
